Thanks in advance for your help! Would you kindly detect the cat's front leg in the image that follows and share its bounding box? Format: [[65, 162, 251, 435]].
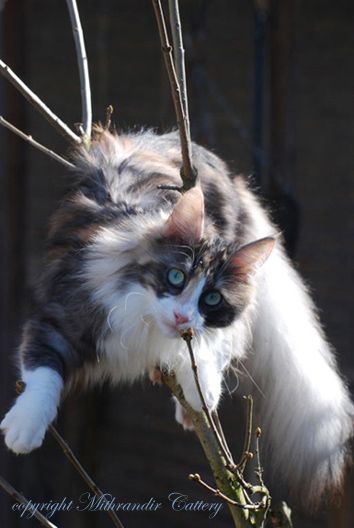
[[174, 359, 223, 414], [1, 367, 63, 454], [1, 311, 76, 454]]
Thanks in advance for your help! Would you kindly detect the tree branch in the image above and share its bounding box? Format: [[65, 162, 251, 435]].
[[162, 370, 254, 527], [152, 0, 196, 190], [66, 0, 92, 143], [180, 330, 235, 468], [238, 395, 254, 472], [15, 382, 125, 528], [48, 425, 125, 528], [0, 116, 75, 169], [168, 0, 190, 138], [0, 59, 81, 145], [189, 473, 265, 510], [0, 475, 59, 528], [162, 331, 272, 527]]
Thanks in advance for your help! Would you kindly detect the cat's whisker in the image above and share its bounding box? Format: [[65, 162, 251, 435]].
[[224, 366, 240, 395], [140, 315, 150, 327], [124, 291, 145, 312], [119, 318, 141, 350], [236, 358, 265, 399], [107, 305, 118, 331]]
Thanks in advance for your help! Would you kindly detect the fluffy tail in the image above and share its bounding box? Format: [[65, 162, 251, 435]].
[[247, 246, 353, 507]]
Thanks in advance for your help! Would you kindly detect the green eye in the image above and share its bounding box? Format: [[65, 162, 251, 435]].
[[167, 268, 185, 287], [204, 291, 222, 307]]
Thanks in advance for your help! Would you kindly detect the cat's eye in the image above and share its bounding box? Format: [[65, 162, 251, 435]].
[[167, 268, 185, 287], [203, 291, 222, 307]]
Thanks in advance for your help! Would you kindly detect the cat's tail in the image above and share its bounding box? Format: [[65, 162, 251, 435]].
[[246, 245, 353, 508]]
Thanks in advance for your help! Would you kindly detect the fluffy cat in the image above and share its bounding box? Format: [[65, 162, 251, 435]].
[[1, 128, 353, 508]]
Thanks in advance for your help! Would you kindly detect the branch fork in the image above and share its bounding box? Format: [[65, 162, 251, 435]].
[[162, 329, 271, 527]]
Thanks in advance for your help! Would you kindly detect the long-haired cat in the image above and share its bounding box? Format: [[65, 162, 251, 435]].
[[1, 128, 353, 508]]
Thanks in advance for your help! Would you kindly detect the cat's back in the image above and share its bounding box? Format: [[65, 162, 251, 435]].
[[46, 129, 254, 266], [72, 129, 247, 240]]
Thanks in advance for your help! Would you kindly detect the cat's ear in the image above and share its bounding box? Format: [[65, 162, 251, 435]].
[[164, 187, 204, 243], [231, 237, 275, 282]]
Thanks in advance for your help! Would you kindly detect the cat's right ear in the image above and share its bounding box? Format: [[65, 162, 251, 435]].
[[231, 237, 275, 282], [163, 187, 204, 243]]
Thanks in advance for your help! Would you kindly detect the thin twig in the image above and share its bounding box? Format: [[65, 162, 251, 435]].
[[66, 0, 92, 142], [189, 473, 265, 511], [162, 371, 250, 527], [105, 105, 114, 130], [168, 0, 190, 138], [152, 0, 197, 190], [0, 475, 59, 528], [0, 59, 81, 145], [0, 116, 75, 169], [238, 395, 254, 472], [212, 410, 233, 462], [15, 382, 125, 528], [180, 330, 235, 468], [48, 426, 125, 528], [255, 427, 264, 486]]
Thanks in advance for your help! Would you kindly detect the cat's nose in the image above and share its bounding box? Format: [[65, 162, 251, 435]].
[[174, 311, 190, 326]]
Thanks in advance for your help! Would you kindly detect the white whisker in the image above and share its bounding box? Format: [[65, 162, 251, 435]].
[[124, 290, 145, 312], [224, 366, 240, 395], [237, 358, 265, 399], [107, 306, 118, 331], [141, 315, 150, 327], [119, 318, 140, 350]]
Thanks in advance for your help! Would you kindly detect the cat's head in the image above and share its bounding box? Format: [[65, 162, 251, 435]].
[[136, 187, 275, 338]]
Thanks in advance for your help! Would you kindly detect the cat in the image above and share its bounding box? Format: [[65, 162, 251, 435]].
[[1, 127, 353, 508]]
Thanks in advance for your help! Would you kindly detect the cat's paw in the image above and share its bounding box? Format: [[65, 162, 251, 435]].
[[1, 401, 48, 454], [182, 384, 220, 412], [174, 399, 194, 431], [149, 367, 162, 385]]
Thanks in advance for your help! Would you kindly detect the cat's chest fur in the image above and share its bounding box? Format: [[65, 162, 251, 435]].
[[97, 317, 185, 382]]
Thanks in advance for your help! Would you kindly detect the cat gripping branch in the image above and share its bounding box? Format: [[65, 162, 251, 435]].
[[1, 128, 353, 510]]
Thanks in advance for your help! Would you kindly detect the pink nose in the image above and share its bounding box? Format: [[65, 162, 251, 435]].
[[174, 311, 189, 325]]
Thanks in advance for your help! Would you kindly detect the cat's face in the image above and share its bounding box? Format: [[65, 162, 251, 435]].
[[132, 188, 275, 338], [142, 240, 250, 338]]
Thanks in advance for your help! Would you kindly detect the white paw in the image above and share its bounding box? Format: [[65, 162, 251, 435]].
[[1, 399, 49, 454], [174, 399, 194, 431], [182, 382, 221, 412], [204, 387, 221, 411], [182, 385, 204, 412]]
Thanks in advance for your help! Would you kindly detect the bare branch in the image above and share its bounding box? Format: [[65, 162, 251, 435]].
[[189, 473, 265, 511], [105, 105, 114, 130], [0, 475, 59, 528], [238, 395, 254, 472], [180, 330, 235, 468], [66, 0, 92, 142], [0, 59, 81, 145], [15, 381, 125, 528], [152, 0, 196, 190], [162, 370, 251, 527], [212, 409, 233, 462], [255, 427, 265, 486], [0, 116, 75, 169], [48, 426, 125, 528], [168, 0, 190, 138]]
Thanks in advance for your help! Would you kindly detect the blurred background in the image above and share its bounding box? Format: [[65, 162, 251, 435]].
[[0, 1, 353, 527]]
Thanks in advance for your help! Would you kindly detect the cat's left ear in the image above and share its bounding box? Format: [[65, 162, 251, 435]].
[[231, 237, 275, 282], [164, 187, 204, 243]]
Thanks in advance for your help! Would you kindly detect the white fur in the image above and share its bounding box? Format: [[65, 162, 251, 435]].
[[90, 279, 232, 412], [0, 367, 63, 454], [245, 247, 354, 503], [232, 187, 354, 504], [174, 398, 194, 430]]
